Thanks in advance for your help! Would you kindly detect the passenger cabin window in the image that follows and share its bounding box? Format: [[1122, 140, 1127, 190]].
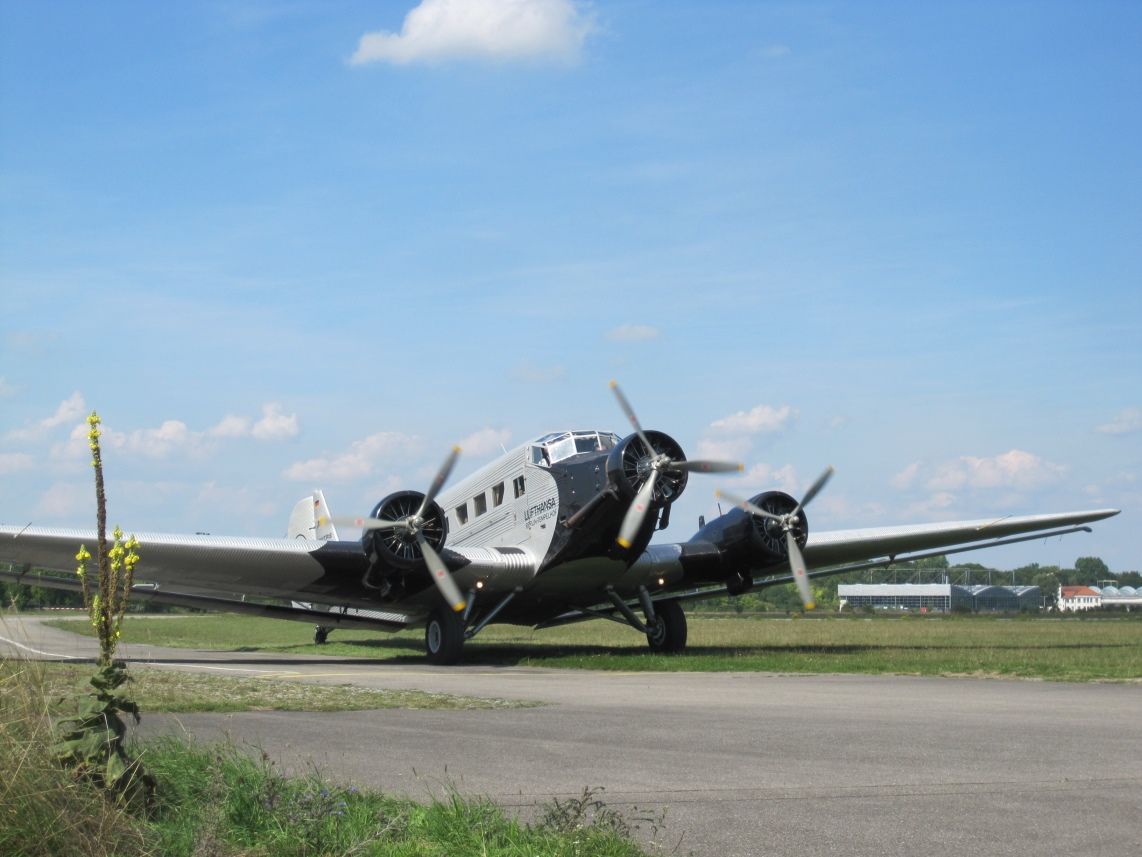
[[473, 492, 488, 516], [455, 503, 469, 525], [492, 482, 505, 507], [513, 476, 525, 498]]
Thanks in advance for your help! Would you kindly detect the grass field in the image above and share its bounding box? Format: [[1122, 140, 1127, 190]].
[[45, 612, 1142, 681], [3, 658, 531, 714]]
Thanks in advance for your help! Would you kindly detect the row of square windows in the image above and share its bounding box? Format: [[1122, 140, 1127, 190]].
[[454, 476, 526, 526]]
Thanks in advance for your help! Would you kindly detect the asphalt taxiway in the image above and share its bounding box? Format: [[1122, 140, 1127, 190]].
[[4, 616, 1140, 857]]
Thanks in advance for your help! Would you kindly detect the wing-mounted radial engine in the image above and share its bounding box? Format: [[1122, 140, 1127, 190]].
[[608, 381, 743, 552], [334, 447, 466, 611], [359, 489, 448, 597], [716, 466, 834, 608]]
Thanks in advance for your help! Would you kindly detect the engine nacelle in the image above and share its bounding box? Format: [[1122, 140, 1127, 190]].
[[361, 489, 448, 582], [687, 490, 811, 589], [605, 429, 688, 505], [743, 490, 809, 563]]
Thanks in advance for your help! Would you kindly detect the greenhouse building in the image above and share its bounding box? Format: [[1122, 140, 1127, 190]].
[[837, 583, 1040, 612]]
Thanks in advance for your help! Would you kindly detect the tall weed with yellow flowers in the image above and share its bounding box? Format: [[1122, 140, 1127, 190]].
[[54, 411, 154, 807]]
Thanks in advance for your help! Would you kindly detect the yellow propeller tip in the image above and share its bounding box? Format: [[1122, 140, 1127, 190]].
[[452, 445, 462, 453], [806, 603, 816, 610], [616, 537, 632, 549], [452, 602, 466, 612], [737, 464, 745, 472]]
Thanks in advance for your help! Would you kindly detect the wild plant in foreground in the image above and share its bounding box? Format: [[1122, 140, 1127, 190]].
[[54, 410, 153, 808]]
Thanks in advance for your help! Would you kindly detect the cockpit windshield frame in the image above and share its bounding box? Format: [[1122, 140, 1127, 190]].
[[529, 430, 620, 467]]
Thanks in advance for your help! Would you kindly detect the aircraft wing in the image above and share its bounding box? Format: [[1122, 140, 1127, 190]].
[[652, 507, 1120, 604], [801, 508, 1119, 569], [0, 524, 540, 629]]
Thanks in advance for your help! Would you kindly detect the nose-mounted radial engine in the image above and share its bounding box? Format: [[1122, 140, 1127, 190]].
[[608, 381, 744, 550]]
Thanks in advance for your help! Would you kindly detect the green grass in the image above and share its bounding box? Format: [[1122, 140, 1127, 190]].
[[47, 612, 1142, 681], [15, 660, 533, 713], [0, 660, 656, 857], [136, 739, 654, 857]]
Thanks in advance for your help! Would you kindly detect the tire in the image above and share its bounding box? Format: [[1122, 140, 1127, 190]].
[[425, 607, 465, 665], [646, 599, 687, 653]]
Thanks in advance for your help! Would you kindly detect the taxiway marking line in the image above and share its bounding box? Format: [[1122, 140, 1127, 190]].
[[156, 664, 357, 680], [0, 634, 83, 660]]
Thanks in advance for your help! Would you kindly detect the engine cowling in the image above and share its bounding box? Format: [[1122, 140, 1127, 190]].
[[743, 490, 809, 563], [361, 490, 448, 571], [605, 429, 688, 505]]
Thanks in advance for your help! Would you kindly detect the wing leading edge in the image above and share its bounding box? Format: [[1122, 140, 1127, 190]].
[[802, 508, 1120, 569]]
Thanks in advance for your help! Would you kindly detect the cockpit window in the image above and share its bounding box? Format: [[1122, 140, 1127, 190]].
[[529, 431, 620, 467]]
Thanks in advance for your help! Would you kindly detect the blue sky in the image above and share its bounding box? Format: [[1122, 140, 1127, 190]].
[[2, 1, 1139, 572]]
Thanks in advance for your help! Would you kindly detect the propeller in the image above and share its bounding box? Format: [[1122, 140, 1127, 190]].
[[335, 446, 466, 612], [716, 466, 835, 610], [610, 380, 743, 549]]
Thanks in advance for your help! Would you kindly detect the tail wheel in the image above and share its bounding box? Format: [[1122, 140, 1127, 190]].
[[425, 607, 465, 665], [646, 599, 687, 653]]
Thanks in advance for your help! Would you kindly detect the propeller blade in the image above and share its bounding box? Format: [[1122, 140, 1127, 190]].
[[332, 516, 404, 532], [417, 533, 466, 613], [714, 489, 785, 524], [609, 380, 658, 461], [786, 530, 815, 610], [794, 465, 834, 516], [616, 468, 659, 549], [670, 460, 745, 474], [416, 445, 461, 520]]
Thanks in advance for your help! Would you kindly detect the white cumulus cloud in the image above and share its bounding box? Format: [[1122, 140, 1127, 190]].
[[350, 0, 594, 66], [207, 414, 252, 439], [709, 404, 795, 434], [891, 461, 920, 490], [250, 403, 300, 440], [284, 432, 420, 483], [208, 403, 299, 440], [0, 452, 34, 474], [606, 324, 661, 343], [743, 462, 800, 495], [459, 427, 513, 456], [6, 391, 86, 441], [925, 449, 1066, 492], [1096, 407, 1142, 435]]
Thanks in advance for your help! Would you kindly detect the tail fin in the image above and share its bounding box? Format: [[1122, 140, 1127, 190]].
[[286, 490, 340, 541]]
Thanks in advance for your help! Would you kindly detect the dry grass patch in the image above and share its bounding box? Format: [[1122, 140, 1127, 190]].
[[22, 661, 535, 713]]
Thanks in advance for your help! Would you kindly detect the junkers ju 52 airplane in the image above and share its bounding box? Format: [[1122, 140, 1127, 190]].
[[0, 383, 1120, 664]]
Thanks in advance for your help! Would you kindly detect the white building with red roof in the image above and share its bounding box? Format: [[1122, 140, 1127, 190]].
[[1058, 585, 1101, 611]]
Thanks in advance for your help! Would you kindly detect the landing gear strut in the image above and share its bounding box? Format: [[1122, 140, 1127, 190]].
[[422, 587, 521, 665], [602, 586, 688, 654]]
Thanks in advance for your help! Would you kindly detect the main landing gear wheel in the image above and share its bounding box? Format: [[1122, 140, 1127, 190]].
[[646, 599, 687, 653], [425, 607, 466, 665], [314, 626, 330, 645]]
